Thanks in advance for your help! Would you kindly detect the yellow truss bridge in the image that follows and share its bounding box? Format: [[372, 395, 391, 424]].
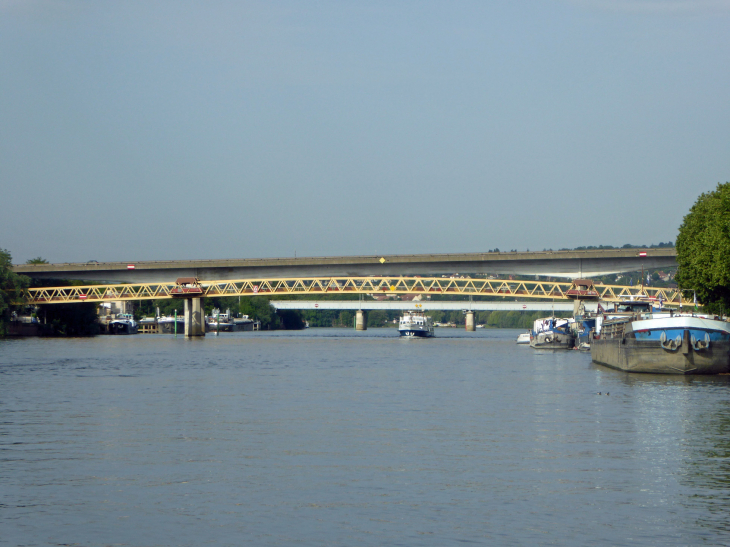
[[25, 276, 684, 306]]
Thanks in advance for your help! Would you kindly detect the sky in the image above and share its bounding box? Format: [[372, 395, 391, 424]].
[[1, 0, 729, 264]]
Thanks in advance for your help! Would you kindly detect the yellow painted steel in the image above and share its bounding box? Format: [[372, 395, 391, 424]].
[[24, 276, 684, 306]]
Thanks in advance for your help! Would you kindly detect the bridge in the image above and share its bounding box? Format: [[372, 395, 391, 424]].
[[14, 248, 676, 283], [24, 275, 681, 306], [269, 300, 591, 312], [25, 274, 680, 335]]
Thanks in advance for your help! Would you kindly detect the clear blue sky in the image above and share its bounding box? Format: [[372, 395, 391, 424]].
[[2, 0, 728, 263]]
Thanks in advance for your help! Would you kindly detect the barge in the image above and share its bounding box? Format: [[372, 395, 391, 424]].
[[591, 301, 730, 374]]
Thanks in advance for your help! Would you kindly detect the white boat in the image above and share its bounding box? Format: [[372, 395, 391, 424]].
[[108, 314, 138, 335], [516, 332, 530, 344], [529, 316, 574, 349], [398, 311, 435, 337]]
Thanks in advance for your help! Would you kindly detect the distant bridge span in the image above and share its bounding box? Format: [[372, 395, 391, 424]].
[[23, 275, 683, 307], [14, 248, 676, 283], [270, 300, 594, 312]]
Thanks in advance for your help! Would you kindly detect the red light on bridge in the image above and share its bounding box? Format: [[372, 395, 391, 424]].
[[127, 264, 135, 270], [639, 252, 647, 257], [79, 294, 87, 300]]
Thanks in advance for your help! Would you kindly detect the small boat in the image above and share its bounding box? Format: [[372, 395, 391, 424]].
[[516, 332, 530, 344], [529, 316, 574, 349], [398, 311, 435, 337], [591, 301, 730, 374], [108, 314, 139, 335]]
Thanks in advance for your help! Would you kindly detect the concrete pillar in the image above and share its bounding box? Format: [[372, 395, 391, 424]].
[[184, 297, 205, 337], [465, 310, 476, 332], [355, 309, 367, 331], [573, 299, 586, 317]]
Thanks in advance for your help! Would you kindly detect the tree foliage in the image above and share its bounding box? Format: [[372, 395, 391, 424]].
[[1, 249, 30, 334], [40, 303, 100, 336], [676, 182, 730, 312]]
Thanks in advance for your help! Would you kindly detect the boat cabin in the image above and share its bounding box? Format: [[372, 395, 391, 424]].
[[170, 277, 204, 298], [615, 301, 653, 313]]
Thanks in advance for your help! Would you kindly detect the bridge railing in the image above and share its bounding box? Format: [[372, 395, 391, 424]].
[[23, 276, 684, 306]]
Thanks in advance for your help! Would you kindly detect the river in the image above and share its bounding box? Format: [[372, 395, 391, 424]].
[[2, 328, 730, 546]]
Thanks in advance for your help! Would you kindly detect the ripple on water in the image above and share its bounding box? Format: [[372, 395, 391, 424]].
[[1, 329, 730, 546]]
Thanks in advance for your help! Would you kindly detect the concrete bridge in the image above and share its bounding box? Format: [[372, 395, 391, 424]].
[[270, 300, 601, 332], [269, 300, 592, 312], [14, 248, 676, 283]]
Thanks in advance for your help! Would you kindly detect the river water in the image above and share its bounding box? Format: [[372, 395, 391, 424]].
[[2, 328, 730, 546]]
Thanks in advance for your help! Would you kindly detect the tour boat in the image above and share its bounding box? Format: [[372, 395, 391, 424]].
[[398, 311, 435, 337], [529, 316, 574, 349], [591, 301, 730, 374], [516, 332, 530, 344]]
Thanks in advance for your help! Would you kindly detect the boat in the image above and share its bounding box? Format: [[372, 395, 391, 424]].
[[108, 313, 139, 335], [157, 315, 185, 334], [232, 315, 259, 331], [398, 311, 435, 337], [208, 310, 235, 332], [516, 332, 530, 344], [529, 316, 574, 349], [571, 306, 598, 350], [591, 301, 730, 374]]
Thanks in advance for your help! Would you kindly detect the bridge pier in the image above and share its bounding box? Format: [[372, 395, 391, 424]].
[[184, 297, 205, 337], [355, 309, 367, 331], [465, 311, 476, 332]]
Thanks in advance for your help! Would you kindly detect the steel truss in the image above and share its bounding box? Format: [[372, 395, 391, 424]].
[[24, 276, 684, 306]]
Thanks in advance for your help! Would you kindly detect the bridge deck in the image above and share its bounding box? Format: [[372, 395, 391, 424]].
[[24, 276, 683, 306], [14, 248, 677, 282]]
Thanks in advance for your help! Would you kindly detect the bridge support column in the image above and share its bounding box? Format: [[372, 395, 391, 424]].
[[184, 297, 205, 337], [355, 309, 367, 331], [465, 311, 476, 332]]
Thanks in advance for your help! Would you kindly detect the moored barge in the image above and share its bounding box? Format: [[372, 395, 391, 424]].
[[591, 301, 730, 374]]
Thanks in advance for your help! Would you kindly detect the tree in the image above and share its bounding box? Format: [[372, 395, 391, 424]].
[[1, 249, 30, 335], [26, 257, 49, 264], [239, 296, 280, 329], [676, 182, 730, 312]]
